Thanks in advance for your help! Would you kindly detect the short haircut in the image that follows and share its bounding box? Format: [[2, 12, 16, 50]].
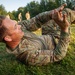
[[0, 15, 7, 42]]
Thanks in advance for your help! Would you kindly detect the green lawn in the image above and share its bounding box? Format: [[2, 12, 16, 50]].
[[0, 26, 75, 75]]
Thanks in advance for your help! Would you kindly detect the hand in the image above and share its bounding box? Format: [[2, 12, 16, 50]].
[[52, 7, 70, 33], [50, 3, 67, 17], [57, 3, 67, 12]]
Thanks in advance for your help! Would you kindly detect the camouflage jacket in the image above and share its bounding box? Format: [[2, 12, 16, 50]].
[[6, 10, 70, 66], [42, 8, 75, 35]]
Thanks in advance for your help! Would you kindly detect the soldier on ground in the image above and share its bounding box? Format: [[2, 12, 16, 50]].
[[0, 4, 70, 66]]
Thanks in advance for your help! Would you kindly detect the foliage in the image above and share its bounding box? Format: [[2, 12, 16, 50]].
[[10, 0, 75, 20], [0, 4, 7, 15], [26, 1, 40, 18], [1, 0, 75, 21]]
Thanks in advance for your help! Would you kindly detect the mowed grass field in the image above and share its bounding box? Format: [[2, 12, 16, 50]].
[[0, 26, 75, 75]]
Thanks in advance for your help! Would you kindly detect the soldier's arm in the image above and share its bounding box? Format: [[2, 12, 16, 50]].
[[50, 7, 70, 62], [18, 4, 66, 31], [18, 11, 52, 31]]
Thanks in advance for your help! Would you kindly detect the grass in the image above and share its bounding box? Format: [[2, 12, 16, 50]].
[[0, 26, 75, 75]]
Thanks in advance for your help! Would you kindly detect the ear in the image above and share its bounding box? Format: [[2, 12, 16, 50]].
[[4, 35, 12, 42]]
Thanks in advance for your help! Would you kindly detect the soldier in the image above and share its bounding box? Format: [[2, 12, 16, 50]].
[[18, 13, 22, 22], [6, 14, 10, 19], [0, 4, 70, 66]]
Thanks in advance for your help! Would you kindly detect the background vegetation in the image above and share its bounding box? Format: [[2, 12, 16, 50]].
[[0, 0, 75, 75], [0, 0, 75, 20]]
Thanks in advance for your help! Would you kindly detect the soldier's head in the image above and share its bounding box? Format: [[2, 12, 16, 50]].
[[0, 15, 7, 42], [0, 15, 24, 43]]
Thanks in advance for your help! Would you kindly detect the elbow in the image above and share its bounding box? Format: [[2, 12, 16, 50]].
[[53, 52, 67, 62]]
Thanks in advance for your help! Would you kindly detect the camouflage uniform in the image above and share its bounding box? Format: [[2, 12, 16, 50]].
[[42, 8, 75, 36], [42, 20, 60, 38], [6, 10, 70, 66]]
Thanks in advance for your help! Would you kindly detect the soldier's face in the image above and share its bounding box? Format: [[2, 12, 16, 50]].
[[3, 18, 24, 42]]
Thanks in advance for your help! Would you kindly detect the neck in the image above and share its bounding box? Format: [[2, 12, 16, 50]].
[[6, 40, 21, 49]]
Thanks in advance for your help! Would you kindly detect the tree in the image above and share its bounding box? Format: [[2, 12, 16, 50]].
[[0, 4, 7, 15], [45, 0, 57, 11], [26, 1, 40, 17], [70, 0, 75, 9], [39, 0, 47, 12], [65, 0, 74, 9]]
